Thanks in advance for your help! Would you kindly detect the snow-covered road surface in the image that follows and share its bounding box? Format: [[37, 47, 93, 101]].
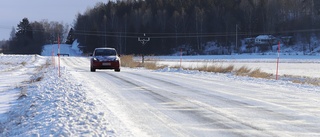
[[62, 57, 320, 136], [1, 55, 320, 136]]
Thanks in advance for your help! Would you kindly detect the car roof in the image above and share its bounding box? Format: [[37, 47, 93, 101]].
[[95, 47, 116, 50]]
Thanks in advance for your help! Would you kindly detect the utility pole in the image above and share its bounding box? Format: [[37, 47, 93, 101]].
[[235, 24, 240, 54], [104, 15, 107, 47], [138, 33, 150, 64]]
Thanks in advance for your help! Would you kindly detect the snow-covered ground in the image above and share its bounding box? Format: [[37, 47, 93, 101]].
[[146, 54, 320, 78], [1, 44, 320, 136]]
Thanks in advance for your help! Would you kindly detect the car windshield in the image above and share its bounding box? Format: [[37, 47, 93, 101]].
[[95, 49, 116, 56]]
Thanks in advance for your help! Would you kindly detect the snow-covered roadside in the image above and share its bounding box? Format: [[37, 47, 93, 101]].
[[156, 67, 320, 91], [0, 58, 115, 136], [0, 55, 45, 114]]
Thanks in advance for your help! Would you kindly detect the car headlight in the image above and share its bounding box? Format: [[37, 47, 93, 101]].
[[93, 58, 99, 61]]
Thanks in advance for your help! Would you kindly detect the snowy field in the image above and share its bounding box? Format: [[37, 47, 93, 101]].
[[1, 44, 320, 136], [146, 54, 320, 78]]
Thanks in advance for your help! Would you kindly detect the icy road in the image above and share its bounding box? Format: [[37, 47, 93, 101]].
[[1, 55, 320, 136], [62, 57, 320, 137]]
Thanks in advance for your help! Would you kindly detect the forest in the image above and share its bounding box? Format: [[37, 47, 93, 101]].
[[73, 0, 320, 55], [3, 0, 320, 55], [2, 18, 68, 54]]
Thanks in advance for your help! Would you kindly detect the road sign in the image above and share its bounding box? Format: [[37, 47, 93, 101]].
[[138, 33, 150, 45]]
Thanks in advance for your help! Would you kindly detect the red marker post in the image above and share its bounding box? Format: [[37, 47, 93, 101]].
[[276, 41, 280, 80], [52, 44, 55, 68]]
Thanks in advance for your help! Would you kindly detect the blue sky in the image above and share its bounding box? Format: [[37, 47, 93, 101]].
[[0, 0, 109, 40]]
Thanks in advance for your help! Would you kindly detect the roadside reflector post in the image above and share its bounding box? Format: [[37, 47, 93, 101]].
[[276, 41, 280, 80]]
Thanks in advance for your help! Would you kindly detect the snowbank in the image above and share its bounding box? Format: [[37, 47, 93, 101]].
[[0, 65, 115, 136], [41, 40, 82, 56]]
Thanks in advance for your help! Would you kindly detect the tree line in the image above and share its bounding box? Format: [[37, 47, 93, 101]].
[[3, 18, 68, 54], [73, 0, 320, 55], [3, 0, 320, 55]]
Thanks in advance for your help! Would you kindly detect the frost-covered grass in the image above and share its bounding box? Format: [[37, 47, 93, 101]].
[[120, 55, 140, 68], [118, 53, 319, 86], [121, 55, 278, 81], [144, 54, 320, 86]]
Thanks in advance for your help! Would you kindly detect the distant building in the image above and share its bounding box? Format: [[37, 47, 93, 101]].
[[255, 35, 276, 45]]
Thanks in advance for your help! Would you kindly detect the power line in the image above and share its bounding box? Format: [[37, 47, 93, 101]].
[[72, 28, 320, 39], [3, 23, 320, 39]]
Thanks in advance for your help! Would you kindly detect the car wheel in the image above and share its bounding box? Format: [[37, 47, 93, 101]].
[[91, 67, 96, 72], [115, 69, 120, 72]]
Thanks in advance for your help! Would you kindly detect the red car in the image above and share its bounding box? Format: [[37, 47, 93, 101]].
[[90, 48, 121, 72]]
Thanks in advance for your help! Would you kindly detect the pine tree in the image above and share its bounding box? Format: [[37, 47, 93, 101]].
[[16, 18, 33, 39], [66, 28, 75, 44], [10, 18, 34, 54]]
